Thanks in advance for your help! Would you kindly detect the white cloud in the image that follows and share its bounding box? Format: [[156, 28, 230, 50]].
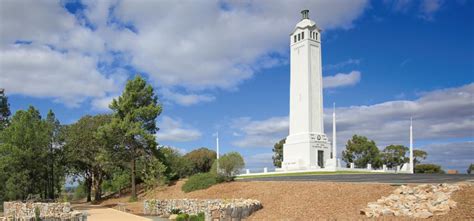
[[91, 95, 119, 112], [160, 88, 215, 106], [244, 152, 275, 170], [323, 71, 361, 89], [0, 0, 370, 107], [420, 141, 474, 172], [84, 0, 369, 91], [156, 116, 202, 142], [232, 83, 474, 148], [419, 0, 443, 20], [323, 59, 361, 71], [384, 0, 444, 21], [0, 44, 123, 107], [231, 116, 288, 148]]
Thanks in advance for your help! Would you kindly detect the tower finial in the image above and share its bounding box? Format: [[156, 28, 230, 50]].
[[301, 9, 309, 20]]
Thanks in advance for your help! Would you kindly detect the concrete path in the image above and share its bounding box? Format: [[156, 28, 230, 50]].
[[73, 205, 151, 221], [85, 208, 151, 221], [240, 174, 474, 184]]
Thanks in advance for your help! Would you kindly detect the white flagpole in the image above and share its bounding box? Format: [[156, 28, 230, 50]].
[[216, 132, 220, 173], [409, 118, 414, 174], [332, 102, 336, 160]]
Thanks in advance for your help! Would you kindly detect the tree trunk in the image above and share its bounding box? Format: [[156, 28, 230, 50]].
[[86, 176, 92, 202], [93, 170, 103, 201], [131, 157, 136, 199]]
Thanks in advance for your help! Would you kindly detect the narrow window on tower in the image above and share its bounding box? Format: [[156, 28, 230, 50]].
[[294, 35, 297, 43], [302, 32, 304, 39], [315, 32, 318, 40], [298, 33, 300, 41]]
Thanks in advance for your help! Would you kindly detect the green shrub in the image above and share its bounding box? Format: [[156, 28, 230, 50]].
[[217, 152, 245, 181], [182, 173, 217, 193], [415, 164, 444, 174], [189, 214, 198, 221], [198, 212, 205, 221], [176, 213, 189, 221], [467, 164, 474, 174], [170, 208, 182, 214]]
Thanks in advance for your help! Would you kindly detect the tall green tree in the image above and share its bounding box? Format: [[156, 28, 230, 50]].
[[100, 76, 162, 199], [342, 135, 382, 169], [65, 114, 113, 201], [413, 149, 427, 168], [0, 89, 11, 130], [272, 138, 285, 167], [0, 106, 50, 200], [184, 147, 216, 174], [45, 110, 65, 199], [381, 145, 409, 169]]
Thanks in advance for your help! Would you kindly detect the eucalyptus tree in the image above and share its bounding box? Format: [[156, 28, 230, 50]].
[[65, 114, 114, 201]]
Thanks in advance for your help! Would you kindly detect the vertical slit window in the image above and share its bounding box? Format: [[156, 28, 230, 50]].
[[298, 33, 300, 41], [294, 35, 297, 43], [302, 32, 304, 39]]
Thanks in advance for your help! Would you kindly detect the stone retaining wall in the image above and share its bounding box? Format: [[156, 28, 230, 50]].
[[144, 199, 262, 220], [2, 202, 86, 221]]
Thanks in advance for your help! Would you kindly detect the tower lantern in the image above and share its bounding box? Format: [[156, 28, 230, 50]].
[[301, 9, 309, 20]]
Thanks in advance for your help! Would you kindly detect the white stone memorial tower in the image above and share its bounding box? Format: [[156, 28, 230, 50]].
[[282, 10, 334, 171]]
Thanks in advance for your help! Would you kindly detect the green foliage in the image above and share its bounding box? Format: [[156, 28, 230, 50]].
[[100, 75, 162, 199], [0, 89, 11, 130], [413, 149, 427, 166], [73, 183, 87, 200], [272, 138, 285, 167], [468, 164, 474, 174], [170, 208, 182, 214], [182, 173, 218, 193], [176, 213, 190, 221], [158, 146, 192, 180], [35, 207, 41, 221], [415, 164, 444, 174], [64, 114, 113, 201], [0, 106, 60, 201], [197, 212, 205, 220], [102, 169, 130, 196], [141, 156, 167, 190], [218, 152, 245, 181], [188, 214, 199, 221], [184, 147, 216, 174], [381, 145, 409, 168], [342, 135, 382, 169]]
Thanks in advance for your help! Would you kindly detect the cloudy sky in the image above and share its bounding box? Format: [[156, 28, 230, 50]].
[[1, 0, 473, 172]]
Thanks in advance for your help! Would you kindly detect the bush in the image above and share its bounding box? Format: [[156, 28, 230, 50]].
[[176, 213, 189, 221], [182, 173, 217, 193], [184, 148, 216, 175], [217, 152, 245, 181], [415, 164, 444, 174]]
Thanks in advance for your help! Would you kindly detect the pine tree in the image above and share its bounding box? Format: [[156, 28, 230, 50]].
[[0, 88, 11, 130], [99, 75, 162, 200]]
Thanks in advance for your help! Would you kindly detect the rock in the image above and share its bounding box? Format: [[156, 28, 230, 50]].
[[362, 183, 460, 219], [414, 211, 433, 218], [168, 214, 178, 220]]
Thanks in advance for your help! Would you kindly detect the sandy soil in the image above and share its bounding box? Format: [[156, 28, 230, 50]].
[[100, 181, 474, 220]]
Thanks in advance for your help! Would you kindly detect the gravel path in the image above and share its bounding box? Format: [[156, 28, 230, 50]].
[[101, 181, 474, 220]]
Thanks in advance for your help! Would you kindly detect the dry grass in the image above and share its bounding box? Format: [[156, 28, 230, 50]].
[[99, 180, 474, 220]]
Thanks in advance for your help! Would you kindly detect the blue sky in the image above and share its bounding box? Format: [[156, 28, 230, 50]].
[[1, 0, 473, 172]]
